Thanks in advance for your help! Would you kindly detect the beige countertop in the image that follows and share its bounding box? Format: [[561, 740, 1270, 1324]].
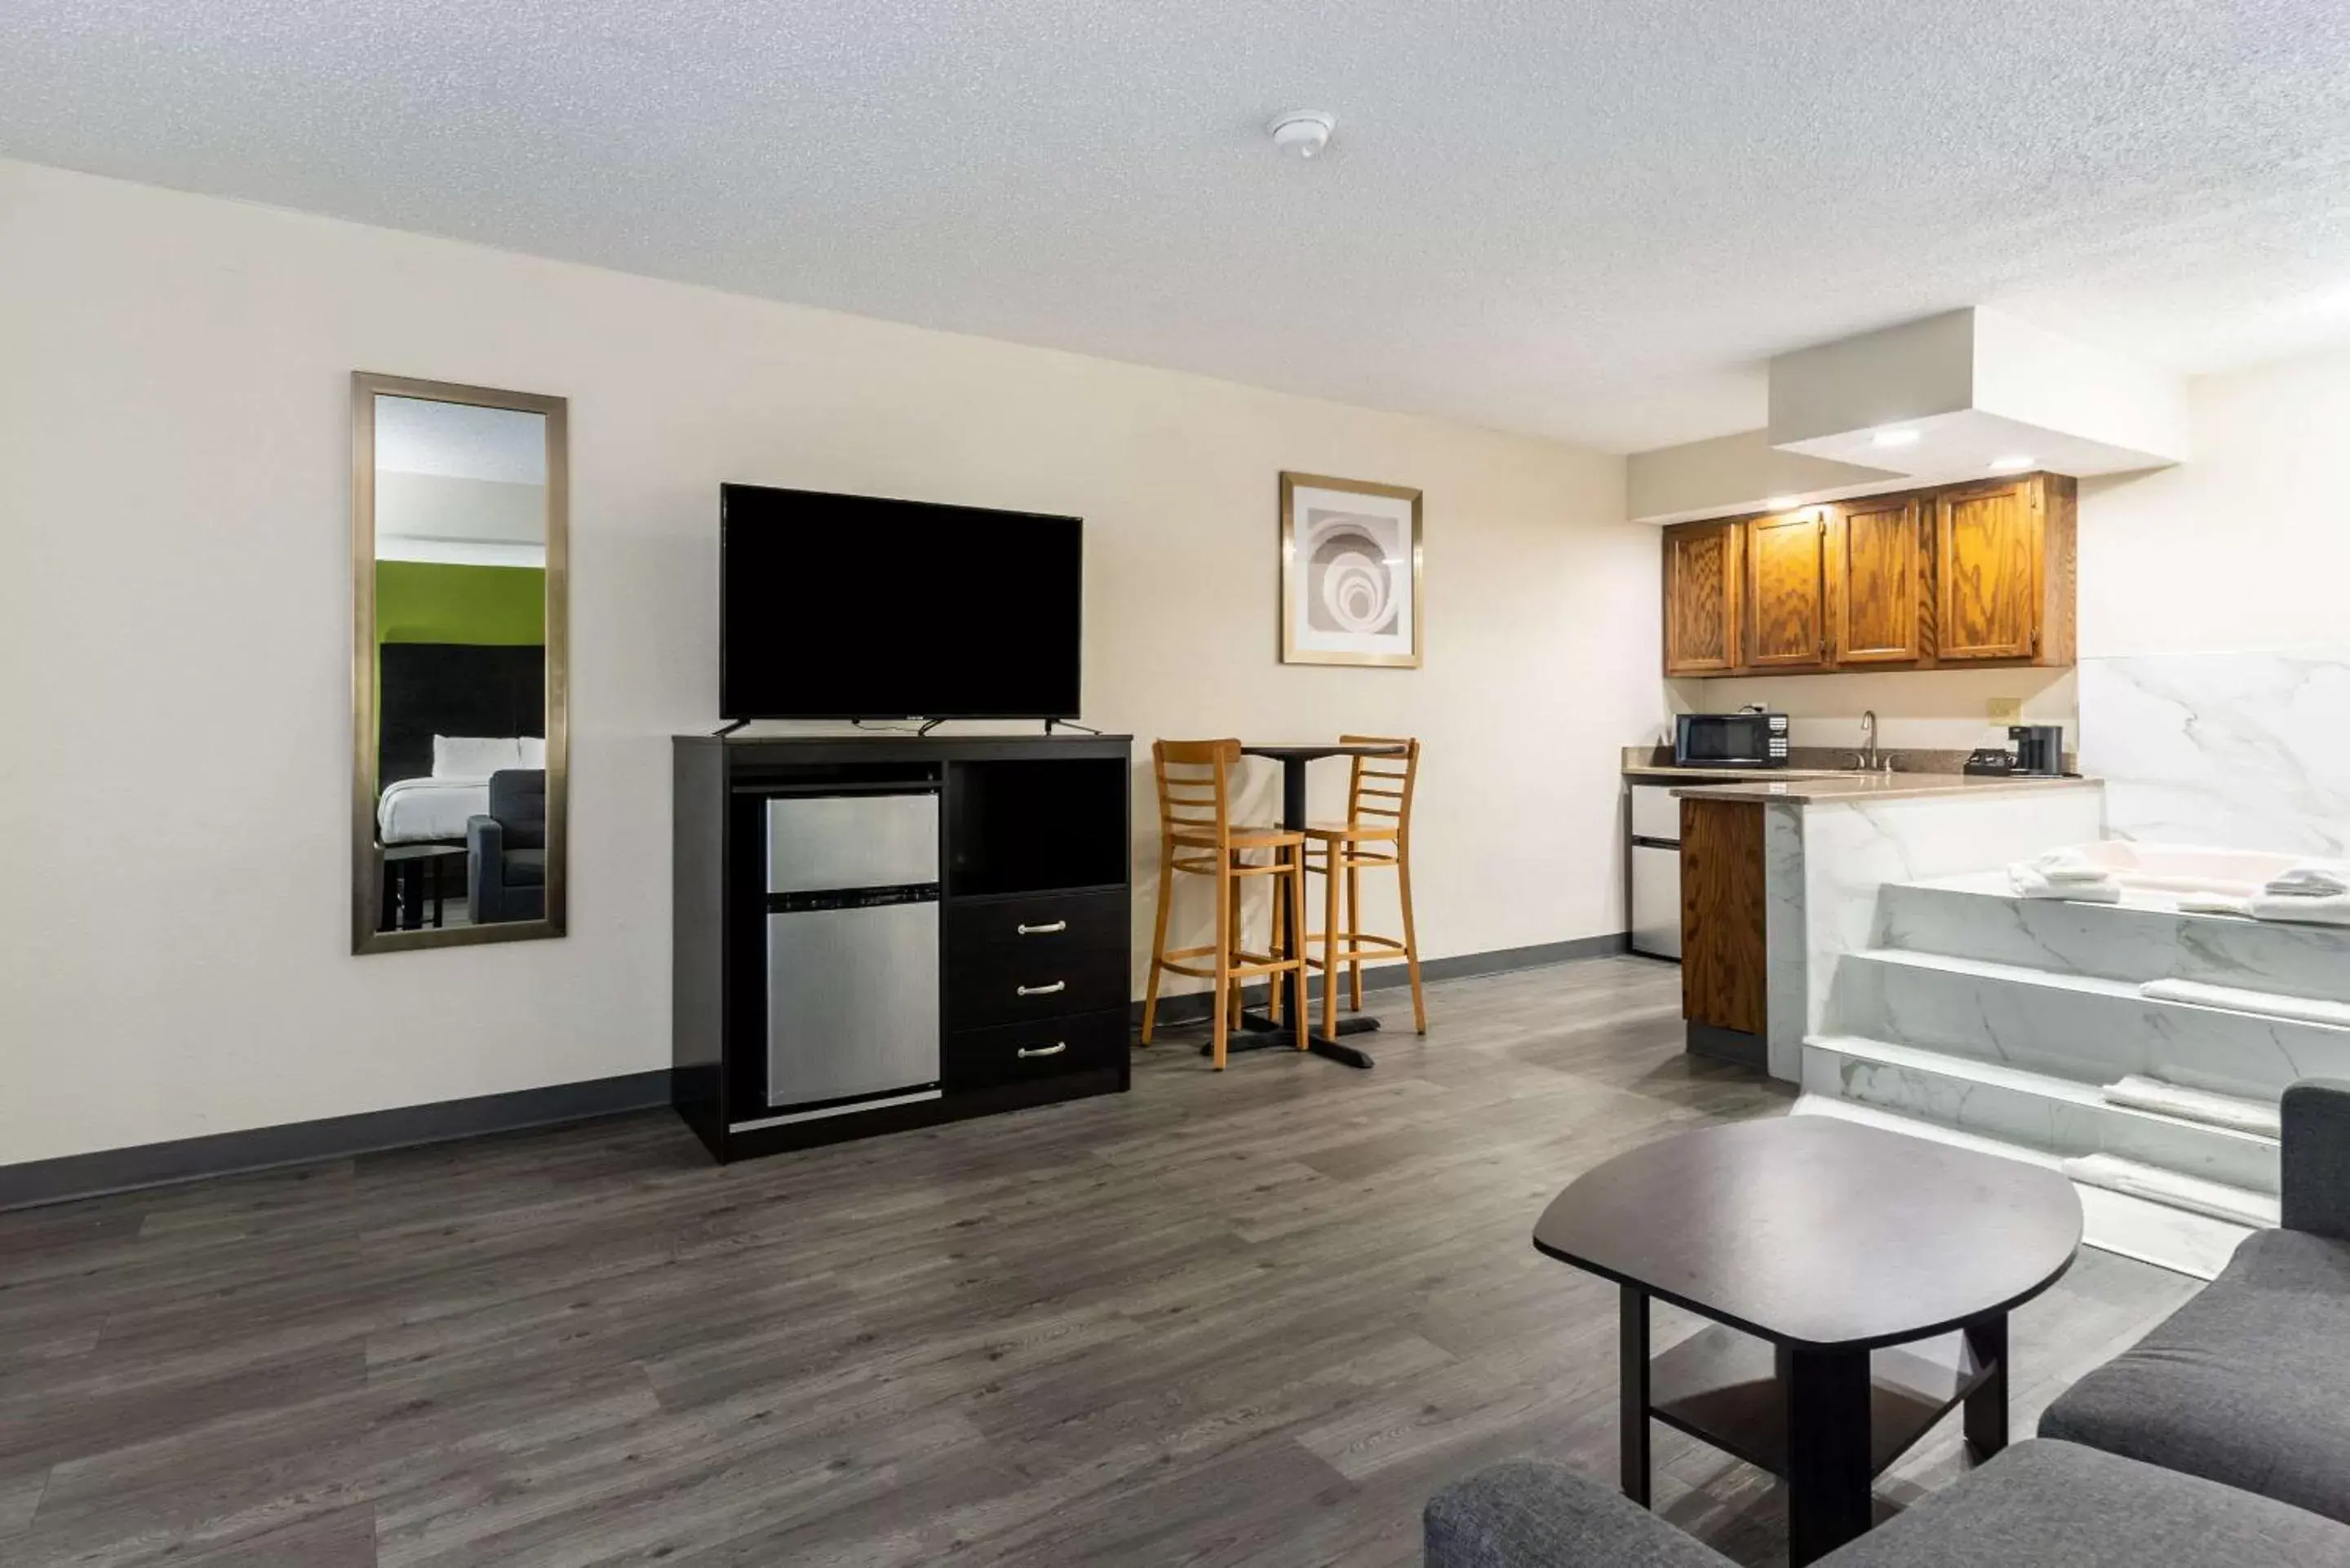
[[1665, 773, 2100, 804]]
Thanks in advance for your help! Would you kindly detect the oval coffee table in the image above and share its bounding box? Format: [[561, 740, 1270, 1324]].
[[1533, 1115, 2082, 1566]]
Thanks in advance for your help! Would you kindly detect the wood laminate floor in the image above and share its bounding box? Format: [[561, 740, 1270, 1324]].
[[0, 956, 2202, 1566]]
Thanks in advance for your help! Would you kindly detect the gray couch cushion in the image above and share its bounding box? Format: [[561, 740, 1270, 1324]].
[[1425, 1461, 1735, 1568], [1422, 1442, 2350, 1568], [2038, 1227, 2350, 1523], [1825, 1438, 2350, 1567]]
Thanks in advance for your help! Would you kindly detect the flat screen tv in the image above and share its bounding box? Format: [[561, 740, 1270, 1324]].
[[721, 484, 1084, 720]]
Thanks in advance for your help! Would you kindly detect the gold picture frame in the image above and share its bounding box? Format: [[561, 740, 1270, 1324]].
[[1279, 471, 1423, 667], [351, 372, 570, 955]]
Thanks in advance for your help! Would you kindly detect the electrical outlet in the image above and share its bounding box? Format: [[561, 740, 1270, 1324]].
[[1986, 697, 2023, 724]]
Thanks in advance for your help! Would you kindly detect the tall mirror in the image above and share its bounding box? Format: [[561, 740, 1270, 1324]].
[[352, 374, 567, 953]]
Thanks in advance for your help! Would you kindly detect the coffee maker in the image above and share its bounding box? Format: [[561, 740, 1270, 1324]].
[[2010, 724, 2065, 777]]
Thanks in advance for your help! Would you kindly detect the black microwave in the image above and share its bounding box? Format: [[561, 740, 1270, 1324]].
[[1675, 711, 1789, 768]]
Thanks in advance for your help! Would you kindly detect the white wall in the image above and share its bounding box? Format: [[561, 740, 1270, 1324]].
[[0, 159, 1651, 1167], [2077, 345, 2350, 658]]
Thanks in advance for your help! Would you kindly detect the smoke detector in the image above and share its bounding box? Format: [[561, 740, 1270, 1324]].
[[1267, 110, 1335, 159]]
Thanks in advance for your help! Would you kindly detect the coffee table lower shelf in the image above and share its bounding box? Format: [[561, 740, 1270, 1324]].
[[1647, 1323, 1992, 1482]]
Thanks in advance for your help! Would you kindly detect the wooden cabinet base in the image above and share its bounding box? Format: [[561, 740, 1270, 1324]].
[[1679, 797, 1768, 1039]]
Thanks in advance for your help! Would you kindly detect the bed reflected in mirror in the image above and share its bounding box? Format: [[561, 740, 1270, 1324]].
[[352, 375, 566, 953]]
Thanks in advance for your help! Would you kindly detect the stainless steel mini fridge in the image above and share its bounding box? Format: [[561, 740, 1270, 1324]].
[[1628, 783, 1683, 960], [761, 791, 942, 1113]]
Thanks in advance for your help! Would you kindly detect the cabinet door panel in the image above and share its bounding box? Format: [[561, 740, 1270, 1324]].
[[1936, 481, 2037, 661], [1745, 511, 1828, 669], [1835, 497, 1922, 663], [1663, 520, 1741, 675]]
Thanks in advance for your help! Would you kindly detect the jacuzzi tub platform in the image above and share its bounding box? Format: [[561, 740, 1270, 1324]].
[[1804, 864, 2350, 1278]]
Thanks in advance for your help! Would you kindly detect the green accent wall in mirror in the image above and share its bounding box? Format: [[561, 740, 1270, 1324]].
[[375, 561, 547, 645]]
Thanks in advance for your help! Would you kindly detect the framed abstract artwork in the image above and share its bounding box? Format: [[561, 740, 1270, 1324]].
[[1279, 472, 1423, 667]]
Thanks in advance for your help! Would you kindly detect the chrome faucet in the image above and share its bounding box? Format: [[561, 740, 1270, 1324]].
[[1853, 710, 1883, 773]]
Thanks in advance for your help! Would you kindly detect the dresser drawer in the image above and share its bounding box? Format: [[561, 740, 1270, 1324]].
[[945, 1008, 1128, 1092], [945, 891, 1128, 1029]]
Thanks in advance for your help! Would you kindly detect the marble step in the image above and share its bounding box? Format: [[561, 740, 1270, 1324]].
[[1826, 947, 2350, 1102], [1803, 1035, 2280, 1194], [1789, 1095, 2259, 1281], [1875, 871, 2350, 1002], [2063, 1153, 2281, 1229]]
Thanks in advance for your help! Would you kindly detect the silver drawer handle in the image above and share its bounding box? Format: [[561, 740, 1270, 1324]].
[[1016, 981, 1067, 997], [1017, 1042, 1068, 1059], [1017, 920, 1068, 935]]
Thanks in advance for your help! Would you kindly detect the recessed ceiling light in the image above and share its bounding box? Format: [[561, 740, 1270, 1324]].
[[1764, 494, 1801, 510], [1267, 110, 1335, 159], [1989, 454, 2035, 472], [1871, 428, 1922, 448]]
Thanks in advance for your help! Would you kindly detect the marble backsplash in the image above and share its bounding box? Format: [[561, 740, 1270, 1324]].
[[2081, 651, 2350, 856]]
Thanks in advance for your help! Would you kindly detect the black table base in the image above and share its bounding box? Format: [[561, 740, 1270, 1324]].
[[1618, 1284, 2011, 1565], [1202, 1006, 1380, 1068]]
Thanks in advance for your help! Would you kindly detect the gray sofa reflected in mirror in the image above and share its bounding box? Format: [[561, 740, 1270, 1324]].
[[1426, 1079, 2350, 1566], [468, 768, 548, 925]]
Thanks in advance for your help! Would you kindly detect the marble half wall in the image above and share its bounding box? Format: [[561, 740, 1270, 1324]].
[[1788, 788, 2108, 1079], [2082, 650, 2350, 856]]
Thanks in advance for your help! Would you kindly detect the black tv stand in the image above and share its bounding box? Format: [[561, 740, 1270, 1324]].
[[671, 730, 1133, 1164]]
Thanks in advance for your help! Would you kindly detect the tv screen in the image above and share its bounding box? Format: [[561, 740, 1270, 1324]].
[[721, 485, 1083, 720]]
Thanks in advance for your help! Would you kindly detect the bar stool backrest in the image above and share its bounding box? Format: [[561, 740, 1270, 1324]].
[[1340, 734, 1420, 843], [1153, 737, 1244, 852]]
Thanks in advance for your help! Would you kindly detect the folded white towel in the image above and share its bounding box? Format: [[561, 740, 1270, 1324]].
[[2102, 1073, 2282, 1136], [2010, 866, 2121, 901], [2139, 978, 2350, 1032], [2262, 861, 2350, 898], [2020, 848, 2115, 884], [2248, 892, 2350, 926]]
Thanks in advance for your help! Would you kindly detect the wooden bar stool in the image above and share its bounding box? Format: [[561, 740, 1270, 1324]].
[[1140, 739, 1310, 1069], [1303, 735, 1426, 1037]]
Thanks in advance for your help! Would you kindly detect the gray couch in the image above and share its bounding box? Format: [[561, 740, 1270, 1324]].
[[1426, 1439, 2350, 1567], [2038, 1078, 2350, 1523], [1426, 1079, 2350, 1566]]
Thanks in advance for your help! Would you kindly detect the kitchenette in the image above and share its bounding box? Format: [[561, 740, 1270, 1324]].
[[1630, 468, 2105, 1079]]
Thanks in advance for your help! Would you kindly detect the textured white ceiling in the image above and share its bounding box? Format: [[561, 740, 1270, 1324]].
[[8, 1, 2350, 451], [375, 396, 547, 485]]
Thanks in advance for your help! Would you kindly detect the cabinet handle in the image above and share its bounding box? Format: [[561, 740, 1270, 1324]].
[[1017, 1042, 1068, 1059], [1016, 920, 1067, 935], [1016, 981, 1067, 997]]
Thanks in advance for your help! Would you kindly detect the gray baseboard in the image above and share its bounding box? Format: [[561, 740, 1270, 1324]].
[[7, 933, 1638, 1211], [1133, 930, 1633, 1025], [0, 1070, 674, 1211]]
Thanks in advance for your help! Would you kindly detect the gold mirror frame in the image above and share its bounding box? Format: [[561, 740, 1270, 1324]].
[[350, 372, 569, 954]]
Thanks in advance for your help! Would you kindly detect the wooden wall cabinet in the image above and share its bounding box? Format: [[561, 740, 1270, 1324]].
[[1662, 517, 1742, 675], [1744, 507, 1830, 670], [1830, 494, 1924, 664], [1659, 472, 2073, 678]]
